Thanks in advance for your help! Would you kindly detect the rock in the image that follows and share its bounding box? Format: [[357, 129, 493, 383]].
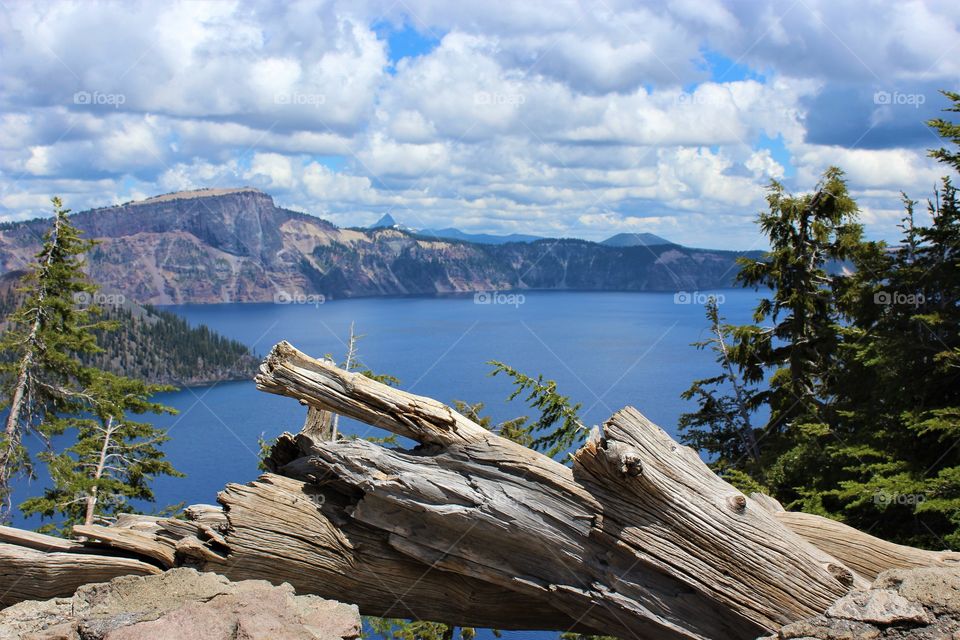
[[0, 568, 360, 640], [767, 567, 960, 640], [825, 589, 932, 625]]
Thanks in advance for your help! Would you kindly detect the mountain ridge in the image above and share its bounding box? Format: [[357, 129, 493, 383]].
[[0, 189, 759, 305]]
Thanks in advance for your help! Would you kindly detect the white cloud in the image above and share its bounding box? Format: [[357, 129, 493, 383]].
[[0, 0, 956, 247]]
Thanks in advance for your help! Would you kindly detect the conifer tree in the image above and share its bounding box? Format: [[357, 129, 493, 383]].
[[487, 362, 587, 459], [0, 198, 112, 521], [678, 297, 765, 492], [20, 372, 181, 532], [679, 91, 960, 547]]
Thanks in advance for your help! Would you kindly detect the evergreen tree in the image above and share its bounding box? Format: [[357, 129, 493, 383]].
[[0, 198, 112, 521], [678, 297, 766, 493], [20, 372, 181, 532], [680, 168, 864, 500], [818, 175, 960, 547], [679, 91, 960, 547], [928, 89, 960, 172]]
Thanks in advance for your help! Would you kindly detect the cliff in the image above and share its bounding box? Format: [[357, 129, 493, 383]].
[[0, 188, 758, 304]]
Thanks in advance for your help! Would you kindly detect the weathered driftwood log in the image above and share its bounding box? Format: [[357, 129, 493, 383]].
[[0, 530, 160, 607], [251, 341, 860, 639], [0, 341, 954, 639], [749, 495, 960, 580]]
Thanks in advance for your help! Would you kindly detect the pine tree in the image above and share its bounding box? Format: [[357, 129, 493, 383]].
[[678, 91, 960, 547], [725, 168, 863, 501], [0, 198, 113, 521], [821, 175, 960, 547], [20, 372, 182, 532], [928, 89, 960, 172], [678, 297, 765, 493]]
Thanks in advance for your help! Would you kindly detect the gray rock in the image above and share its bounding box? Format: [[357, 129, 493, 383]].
[[0, 568, 360, 640], [765, 567, 960, 640]]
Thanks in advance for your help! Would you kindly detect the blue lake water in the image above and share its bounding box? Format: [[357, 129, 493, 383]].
[[12, 289, 760, 639]]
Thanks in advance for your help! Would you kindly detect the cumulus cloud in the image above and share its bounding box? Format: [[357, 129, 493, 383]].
[[0, 0, 957, 247]]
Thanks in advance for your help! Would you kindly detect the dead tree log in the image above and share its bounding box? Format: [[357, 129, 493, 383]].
[[750, 495, 960, 580], [250, 341, 859, 639], [0, 341, 954, 639], [0, 526, 160, 607]]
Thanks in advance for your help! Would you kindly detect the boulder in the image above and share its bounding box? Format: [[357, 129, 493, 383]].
[[0, 568, 360, 640], [768, 567, 960, 639]]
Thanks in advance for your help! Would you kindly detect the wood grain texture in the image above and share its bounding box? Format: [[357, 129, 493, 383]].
[[773, 510, 960, 580], [0, 542, 160, 606], [0, 341, 952, 639]]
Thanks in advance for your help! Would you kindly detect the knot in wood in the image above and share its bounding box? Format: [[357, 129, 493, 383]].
[[826, 562, 855, 587], [726, 494, 747, 514], [619, 453, 643, 477]]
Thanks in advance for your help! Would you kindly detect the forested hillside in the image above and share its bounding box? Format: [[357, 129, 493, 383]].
[[0, 272, 257, 387]]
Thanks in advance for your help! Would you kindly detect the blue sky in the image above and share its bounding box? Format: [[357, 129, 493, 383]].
[[0, 0, 957, 248]]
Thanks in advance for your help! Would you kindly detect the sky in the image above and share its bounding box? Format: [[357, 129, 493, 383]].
[[0, 0, 958, 249]]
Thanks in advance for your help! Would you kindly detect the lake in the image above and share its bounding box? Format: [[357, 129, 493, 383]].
[[13, 289, 760, 639]]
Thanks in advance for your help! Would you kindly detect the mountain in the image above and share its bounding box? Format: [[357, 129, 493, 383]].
[[417, 227, 543, 245], [369, 213, 397, 229], [602, 232, 674, 247], [0, 188, 759, 304], [0, 270, 259, 386]]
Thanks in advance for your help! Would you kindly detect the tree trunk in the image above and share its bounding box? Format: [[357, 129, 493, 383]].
[[2, 341, 957, 639], [84, 416, 116, 526]]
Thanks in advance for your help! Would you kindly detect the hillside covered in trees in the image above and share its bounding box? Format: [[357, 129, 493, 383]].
[[0, 272, 257, 387]]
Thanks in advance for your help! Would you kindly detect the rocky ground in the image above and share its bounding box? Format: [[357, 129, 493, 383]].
[[766, 567, 960, 639], [2, 564, 958, 639], [0, 568, 361, 640]]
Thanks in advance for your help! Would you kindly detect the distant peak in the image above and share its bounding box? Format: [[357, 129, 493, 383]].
[[370, 213, 398, 228], [130, 187, 267, 207], [601, 232, 674, 247]]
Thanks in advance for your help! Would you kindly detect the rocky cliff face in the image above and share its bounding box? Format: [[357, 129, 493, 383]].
[[0, 188, 756, 304]]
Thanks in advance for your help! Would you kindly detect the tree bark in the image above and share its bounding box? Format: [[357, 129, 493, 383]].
[[1, 341, 955, 639], [84, 416, 116, 526]]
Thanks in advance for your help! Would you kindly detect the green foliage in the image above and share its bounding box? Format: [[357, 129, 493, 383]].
[[0, 198, 114, 519], [453, 400, 532, 448], [20, 372, 182, 534], [928, 89, 960, 172], [679, 297, 762, 473], [680, 91, 960, 548], [86, 305, 258, 385], [488, 362, 587, 459], [0, 197, 184, 531], [364, 617, 476, 640]]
